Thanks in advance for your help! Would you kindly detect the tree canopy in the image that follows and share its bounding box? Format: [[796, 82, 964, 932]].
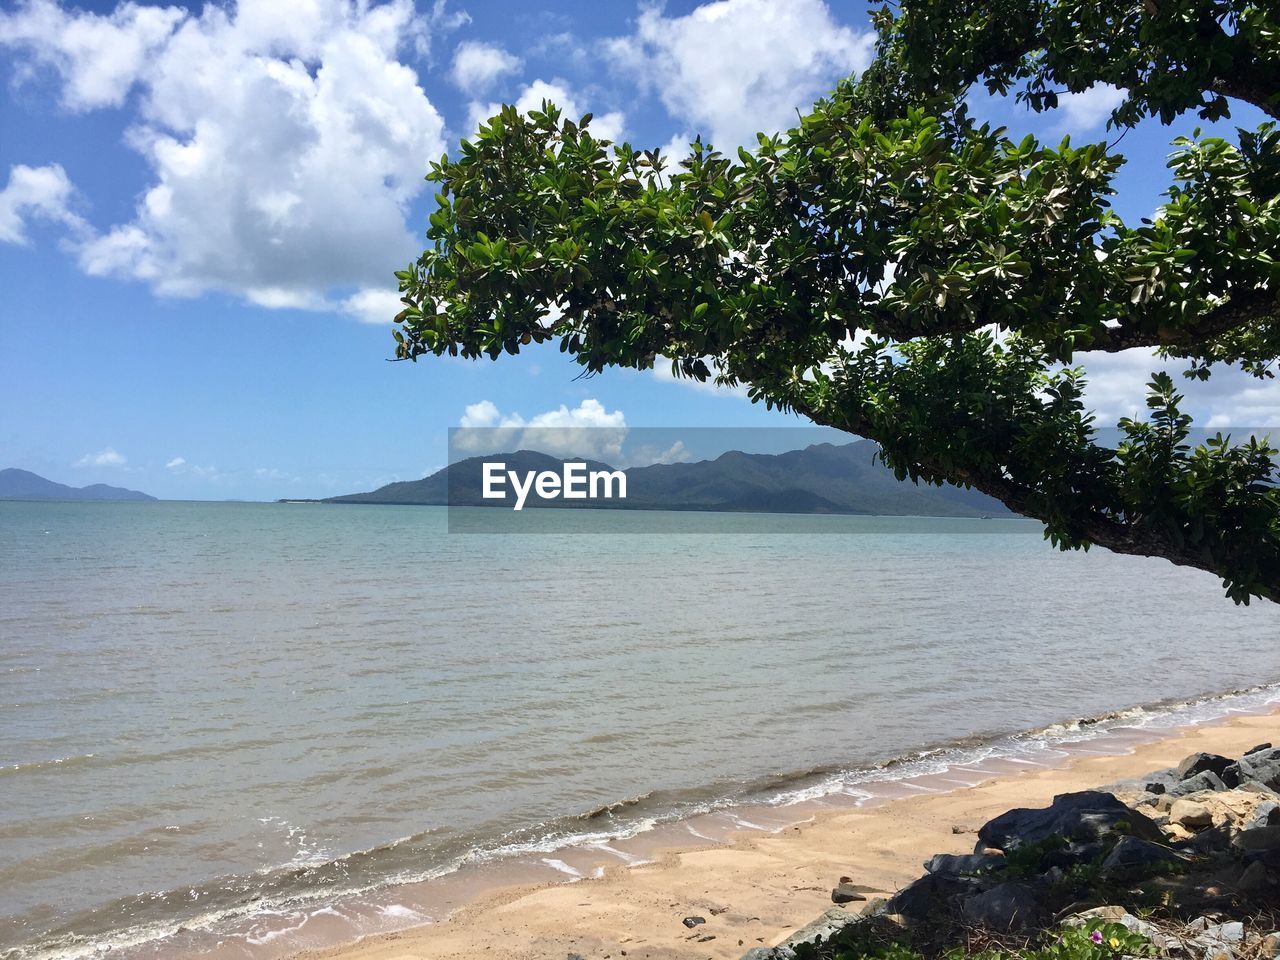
[[392, 0, 1280, 603]]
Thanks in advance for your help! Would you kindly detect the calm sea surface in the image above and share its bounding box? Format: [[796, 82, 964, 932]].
[[2, 501, 1279, 958]]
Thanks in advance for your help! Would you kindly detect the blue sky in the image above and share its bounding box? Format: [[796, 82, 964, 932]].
[[1, 0, 1276, 500]]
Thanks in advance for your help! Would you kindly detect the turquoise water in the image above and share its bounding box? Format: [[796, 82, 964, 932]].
[[1, 500, 1278, 958]]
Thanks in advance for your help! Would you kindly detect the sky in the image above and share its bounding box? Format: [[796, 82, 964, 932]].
[[1, 0, 1276, 500]]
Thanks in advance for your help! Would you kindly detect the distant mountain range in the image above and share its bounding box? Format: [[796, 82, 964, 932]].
[[0, 468, 157, 502], [325, 442, 1012, 518]]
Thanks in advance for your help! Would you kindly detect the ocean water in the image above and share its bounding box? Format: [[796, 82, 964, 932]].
[[2, 500, 1279, 959]]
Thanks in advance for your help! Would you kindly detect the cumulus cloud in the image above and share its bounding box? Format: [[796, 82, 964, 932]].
[[450, 39, 521, 94], [1, 0, 448, 323], [75, 446, 126, 467], [606, 0, 873, 148], [340, 287, 405, 325], [1078, 348, 1280, 432], [467, 77, 624, 141], [0, 0, 184, 110], [1052, 83, 1126, 135], [0, 163, 85, 244], [164, 456, 186, 470], [454, 398, 628, 461], [650, 357, 749, 399]]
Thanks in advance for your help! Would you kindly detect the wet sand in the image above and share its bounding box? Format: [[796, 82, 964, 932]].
[[286, 709, 1278, 960]]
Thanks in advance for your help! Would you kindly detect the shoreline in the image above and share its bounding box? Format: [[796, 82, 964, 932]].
[[157, 697, 1277, 960], [282, 706, 1279, 960], [13, 690, 1279, 960]]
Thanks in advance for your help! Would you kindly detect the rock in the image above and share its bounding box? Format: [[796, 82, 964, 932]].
[[1227, 749, 1280, 792], [682, 916, 705, 928], [1260, 931, 1280, 955], [831, 883, 866, 904], [923, 853, 1003, 875], [1195, 921, 1245, 950], [1238, 781, 1280, 798], [1184, 823, 1235, 855], [1178, 753, 1235, 781], [884, 872, 983, 921], [1245, 743, 1273, 756], [1171, 799, 1215, 829], [1099, 836, 1187, 878], [1236, 859, 1270, 892], [1145, 781, 1169, 796], [1231, 825, 1280, 857], [859, 898, 888, 917], [960, 883, 1045, 931], [1248, 801, 1280, 829], [1169, 771, 1229, 797], [977, 791, 1164, 852], [740, 908, 863, 959]]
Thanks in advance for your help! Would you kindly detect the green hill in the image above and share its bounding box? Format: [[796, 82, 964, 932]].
[[325, 442, 1011, 518]]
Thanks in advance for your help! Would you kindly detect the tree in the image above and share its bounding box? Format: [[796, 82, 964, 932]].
[[391, 0, 1280, 603]]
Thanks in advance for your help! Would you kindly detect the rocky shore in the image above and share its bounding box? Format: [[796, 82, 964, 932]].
[[749, 745, 1280, 960]]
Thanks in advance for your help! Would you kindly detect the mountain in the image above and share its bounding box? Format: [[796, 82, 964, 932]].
[[325, 442, 1012, 518], [0, 468, 157, 502]]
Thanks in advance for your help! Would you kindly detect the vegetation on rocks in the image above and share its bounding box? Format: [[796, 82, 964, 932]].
[[752, 746, 1280, 960]]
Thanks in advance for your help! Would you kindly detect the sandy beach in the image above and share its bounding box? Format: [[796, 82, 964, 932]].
[[290, 709, 1279, 960]]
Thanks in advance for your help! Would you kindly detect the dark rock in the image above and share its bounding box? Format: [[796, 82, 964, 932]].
[[1183, 823, 1235, 856], [1178, 753, 1235, 781], [977, 791, 1164, 852], [1236, 859, 1271, 892], [1232, 825, 1280, 858], [1238, 781, 1280, 798], [1245, 742, 1272, 756], [749, 908, 862, 959], [1248, 801, 1280, 829], [1099, 836, 1187, 878], [682, 916, 705, 928], [960, 883, 1046, 931], [885, 873, 983, 921], [832, 882, 866, 904], [1145, 781, 1168, 796], [1227, 749, 1280, 792], [923, 853, 1004, 875], [1169, 771, 1228, 797]]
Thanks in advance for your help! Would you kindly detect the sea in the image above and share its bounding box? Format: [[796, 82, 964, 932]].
[[2, 500, 1279, 960]]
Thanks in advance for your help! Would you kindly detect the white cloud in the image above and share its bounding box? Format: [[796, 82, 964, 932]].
[[255, 466, 300, 483], [1052, 84, 1126, 135], [164, 456, 186, 470], [0, 0, 185, 110], [2, 0, 447, 322], [606, 0, 873, 148], [341, 287, 404, 325], [1079, 347, 1280, 430], [454, 398, 628, 461], [467, 77, 625, 141], [75, 446, 126, 468], [450, 39, 520, 94], [618, 439, 694, 468], [0, 163, 85, 244], [650, 357, 749, 399]]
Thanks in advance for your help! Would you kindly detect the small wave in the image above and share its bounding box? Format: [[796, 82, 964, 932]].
[[0, 754, 96, 776], [8, 678, 1279, 960], [577, 792, 652, 820]]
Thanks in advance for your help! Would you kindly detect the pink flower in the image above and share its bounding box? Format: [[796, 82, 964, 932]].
[[1090, 931, 1104, 944]]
